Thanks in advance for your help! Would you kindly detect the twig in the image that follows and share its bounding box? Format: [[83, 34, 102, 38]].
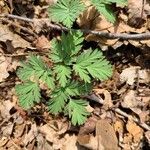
[[86, 94, 150, 131], [0, 51, 49, 57], [114, 108, 150, 131], [1, 14, 150, 40]]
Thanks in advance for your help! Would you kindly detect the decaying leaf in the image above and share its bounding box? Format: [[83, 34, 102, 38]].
[[23, 124, 38, 146], [96, 119, 119, 150], [126, 120, 143, 143], [120, 66, 150, 85], [122, 90, 138, 109], [0, 24, 30, 48], [62, 134, 78, 150], [77, 134, 98, 150]]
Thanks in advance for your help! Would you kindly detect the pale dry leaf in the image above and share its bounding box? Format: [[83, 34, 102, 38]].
[[85, 104, 94, 113], [23, 124, 38, 146], [122, 90, 138, 109], [39, 124, 58, 143], [126, 120, 143, 143], [1, 123, 14, 137], [120, 66, 150, 85], [0, 24, 30, 48], [0, 56, 10, 82], [36, 133, 53, 150], [0, 137, 9, 147], [96, 119, 119, 150], [0, 100, 15, 119], [13, 124, 26, 138], [62, 134, 78, 150], [120, 66, 140, 85]]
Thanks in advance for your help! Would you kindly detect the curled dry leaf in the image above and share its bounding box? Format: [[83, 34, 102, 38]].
[[93, 89, 113, 109]]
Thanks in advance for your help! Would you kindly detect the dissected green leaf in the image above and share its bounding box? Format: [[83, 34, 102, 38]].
[[17, 55, 54, 89], [50, 31, 84, 65], [48, 81, 84, 114], [15, 81, 41, 109], [48, 88, 68, 114], [65, 99, 89, 125], [48, 0, 85, 27], [73, 49, 112, 82], [54, 64, 71, 87], [91, 1, 116, 23]]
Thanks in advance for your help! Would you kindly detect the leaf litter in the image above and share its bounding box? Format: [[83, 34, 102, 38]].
[[0, 0, 150, 150]]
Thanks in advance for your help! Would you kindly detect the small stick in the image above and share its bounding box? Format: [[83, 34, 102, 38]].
[[1, 14, 150, 40], [87, 94, 150, 131]]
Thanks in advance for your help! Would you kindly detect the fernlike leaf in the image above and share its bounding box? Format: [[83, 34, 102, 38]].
[[15, 81, 41, 109], [48, 81, 82, 114], [91, 0, 116, 23], [17, 55, 54, 89], [73, 49, 112, 82], [54, 64, 71, 87], [48, 88, 68, 114], [105, 0, 127, 5], [48, 0, 85, 28], [65, 99, 89, 125]]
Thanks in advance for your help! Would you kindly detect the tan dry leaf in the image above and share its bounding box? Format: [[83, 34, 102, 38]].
[[62, 134, 78, 150], [35, 35, 50, 50], [39, 124, 58, 143], [96, 119, 119, 150], [93, 89, 113, 108], [1, 123, 14, 137], [128, 0, 150, 27], [0, 56, 11, 82], [0, 137, 9, 147], [77, 134, 98, 150], [36, 133, 53, 150], [23, 124, 38, 146], [120, 66, 150, 85], [122, 90, 138, 109], [0, 100, 15, 119], [0, 24, 30, 48], [126, 120, 143, 143]]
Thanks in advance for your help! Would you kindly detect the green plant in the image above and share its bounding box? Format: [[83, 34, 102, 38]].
[[15, 31, 112, 125], [48, 0, 127, 26]]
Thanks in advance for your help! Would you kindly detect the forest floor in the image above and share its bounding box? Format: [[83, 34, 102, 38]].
[[0, 0, 150, 150]]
